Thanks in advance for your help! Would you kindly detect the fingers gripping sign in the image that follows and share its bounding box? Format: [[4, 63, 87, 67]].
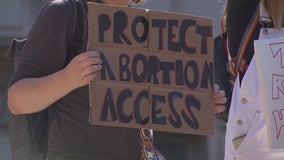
[[78, 51, 102, 82], [213, 84, 227, 114], [64, 51, 102, 88]]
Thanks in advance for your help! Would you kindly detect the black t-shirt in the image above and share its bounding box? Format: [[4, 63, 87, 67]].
[[10, 0, 140, 159], [226, 0, 261, 81]]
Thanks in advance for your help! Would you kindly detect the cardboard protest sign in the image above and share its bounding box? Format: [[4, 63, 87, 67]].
[[88, 3, 148, 51], [88, 3, 214, 135], [254, 37, 284, 149]]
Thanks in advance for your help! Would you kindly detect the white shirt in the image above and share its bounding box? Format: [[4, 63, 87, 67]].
[[224, 28, 284, 160]]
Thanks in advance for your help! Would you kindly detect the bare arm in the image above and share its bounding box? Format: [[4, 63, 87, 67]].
[[7, 51, 102, 114]]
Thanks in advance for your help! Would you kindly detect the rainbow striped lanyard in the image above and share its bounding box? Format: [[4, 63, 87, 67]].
[[226, 3, 260, 84]]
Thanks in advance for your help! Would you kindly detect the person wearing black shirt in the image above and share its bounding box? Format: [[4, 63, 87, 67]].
[[7, 0, 146, 160]]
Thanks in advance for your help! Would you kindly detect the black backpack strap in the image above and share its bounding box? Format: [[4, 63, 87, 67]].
[[65, 0, 88, 65], [5, 39, 27, 60]]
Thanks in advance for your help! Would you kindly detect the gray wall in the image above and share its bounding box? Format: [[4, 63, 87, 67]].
[[136, 0, 225, 36], [0, 0, 49, 45]]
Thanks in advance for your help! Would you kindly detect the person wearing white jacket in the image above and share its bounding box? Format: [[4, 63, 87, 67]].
[[214, 0, 284, 159]]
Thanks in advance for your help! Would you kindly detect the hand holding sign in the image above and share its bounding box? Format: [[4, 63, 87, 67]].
[[63, 51, 102, 88]]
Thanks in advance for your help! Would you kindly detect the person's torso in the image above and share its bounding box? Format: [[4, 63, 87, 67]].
[[11, 0, 141, 159], [225, 27, 284, 160]]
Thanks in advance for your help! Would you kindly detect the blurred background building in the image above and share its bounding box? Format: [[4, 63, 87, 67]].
[[0, 0, 226, 159]]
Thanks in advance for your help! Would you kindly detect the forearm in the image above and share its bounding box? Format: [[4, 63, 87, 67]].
[[8, 51, 102, 115], [7, 70, 74, 114]]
